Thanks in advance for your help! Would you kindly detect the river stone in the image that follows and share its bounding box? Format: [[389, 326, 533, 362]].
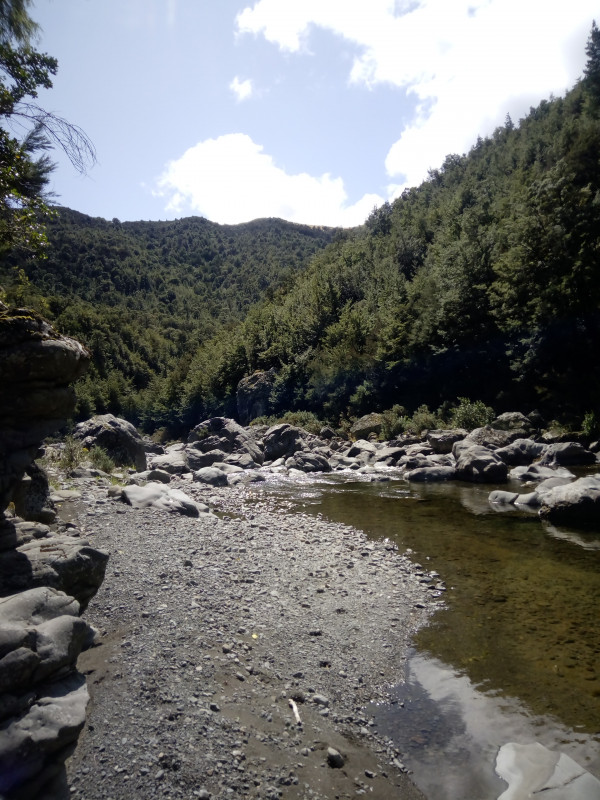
[[0, 672, 89, 796], [453, 441, 508, 483], [263, 424, 306, 461], [0, 537, 108, 611], [405, 466, 456, 482], [73, 414, 147, 471], [350, 413, 383, 440], [187, 417, 263, 464], [538, 475, 600, 527], [185, 446, 228, 470], [122, 483, 206, 516], [496, 741, 600, 800], [148, 445, 188, 474], [192, 467, 229, 487], [285, 452, 331, 473], [509, 464, 574, 482], [465, 426, 524, 450], [491, 412, 534, 433], [495, 439, 545, 466], [488, 490, 519, 505], [426, 429, 467, 454], [538, 442, 596, 467]]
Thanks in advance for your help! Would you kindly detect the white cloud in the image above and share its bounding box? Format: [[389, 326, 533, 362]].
[[155, 133, 383, 226], [230, 75, 254, 101], [236, 0, 597, 191]]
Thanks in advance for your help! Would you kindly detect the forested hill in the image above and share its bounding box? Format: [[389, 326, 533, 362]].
[[3, 31, 600, 436], [179, 56, 600, 431], [0, 211, 338, 426]]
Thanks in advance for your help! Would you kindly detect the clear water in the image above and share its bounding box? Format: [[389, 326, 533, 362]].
[[248, 472, 600, 799]]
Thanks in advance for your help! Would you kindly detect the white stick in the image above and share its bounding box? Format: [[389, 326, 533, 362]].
[[288, 698, 301, 724]]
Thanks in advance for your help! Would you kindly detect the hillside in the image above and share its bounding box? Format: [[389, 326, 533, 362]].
[[0, 210, 338, 428], [178, 68, 600, 430]]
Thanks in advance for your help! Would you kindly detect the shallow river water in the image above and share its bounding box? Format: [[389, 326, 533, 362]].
[[250, 473, 600, 799]]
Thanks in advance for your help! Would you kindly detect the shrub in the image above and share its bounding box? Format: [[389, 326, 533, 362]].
[[450, 398, 495, 431], [405, 404, 444, 434], [380, 405, 409, 439], [59, 436, 85, 471], [88, 445, 116, 474], [582, 411, 599, 439]]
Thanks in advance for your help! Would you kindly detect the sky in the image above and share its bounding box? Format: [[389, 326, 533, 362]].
[[31, 0, 598, 228]]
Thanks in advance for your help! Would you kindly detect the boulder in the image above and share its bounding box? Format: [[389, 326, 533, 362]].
[[0, 671, 89, 796], [285, 452, 332, 473], [11, 462, 56, 524], [121, 483, 208, 516], [509, 464, 575, 482], [495, 438, 545, 466], [465, 426, 524, 450], [538, 475, 600, 527], [192, 467, 229, 487], [453, 441, 508, 483], [263, 424, 306, 462], [236, 369, 276, 425], [405, 466, 456, 482], [0, 305, 90, 515], [426, 429, 467, 454], [496, 741, 600, 800], [488, 490, 520, 505], [185, 446, 228, 471], [491, 412, 534, 433], [148, 444, 188, 474], [0, 536, 109, 612], [538, 442, 596, 467], [372, 446, 406, 465], [350, 413, 383, 440], [345, 440, 378, 462], [188, 417, 263, 464], [73, 414, 147, 471]]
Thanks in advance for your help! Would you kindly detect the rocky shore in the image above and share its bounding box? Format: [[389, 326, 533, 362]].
[[49, 473, 438, 800]]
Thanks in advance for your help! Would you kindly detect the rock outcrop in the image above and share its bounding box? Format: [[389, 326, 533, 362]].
[[73, 413, 147, 471], [0, 304, 90, 515], [236, 369, 276, 425]]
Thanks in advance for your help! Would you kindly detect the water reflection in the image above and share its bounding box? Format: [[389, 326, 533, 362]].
[[248, 472, 600, 794]]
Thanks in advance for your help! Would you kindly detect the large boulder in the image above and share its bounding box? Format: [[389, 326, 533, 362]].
[[495, 438, 545, 466], [11, 462, 56, 524], [73, 414, 147, 471], [187, 417, 263, 465], [453, 440, 508, 483], [538, 442, 596, 467], [262, 424, 306, 462], [426, 429, 467, 454], [538, 475, 600, 527], [465, 426, 524, 450], [350, 413, 383, 441], [236, 369, 276, 425], [0, 305, 90, 515], [121, 483, 209, 516], [148, 443, 188, 474], [491, 412, 534, 434], [0, 535, 108, 612], [285, 452, 332, 473]]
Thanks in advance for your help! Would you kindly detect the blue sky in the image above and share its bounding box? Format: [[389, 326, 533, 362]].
[[33, 0, 597, 227]]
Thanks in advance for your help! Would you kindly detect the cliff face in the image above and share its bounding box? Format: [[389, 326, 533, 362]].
[[0, 303, 90, 515]]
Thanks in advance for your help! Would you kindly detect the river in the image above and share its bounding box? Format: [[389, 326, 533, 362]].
[[247, 471, 600, 799]]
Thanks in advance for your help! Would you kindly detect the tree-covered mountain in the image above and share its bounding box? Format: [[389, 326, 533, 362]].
[[3, 26, 600, 435], [0, 210, 338, 427], [178, 40, 600, 430]]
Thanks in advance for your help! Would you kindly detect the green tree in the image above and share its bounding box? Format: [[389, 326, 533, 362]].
[[0, 0, 94, 258]]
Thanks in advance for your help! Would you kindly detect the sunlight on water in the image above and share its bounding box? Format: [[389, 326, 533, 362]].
[[248, 473, 600, 798]]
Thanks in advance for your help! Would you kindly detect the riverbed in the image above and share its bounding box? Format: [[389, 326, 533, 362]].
[[244, 472, 600, 799]]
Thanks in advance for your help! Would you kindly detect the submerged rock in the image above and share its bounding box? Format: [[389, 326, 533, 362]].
[[496, 741, 600, 800]]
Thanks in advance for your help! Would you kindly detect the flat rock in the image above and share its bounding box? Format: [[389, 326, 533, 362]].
[[121, 483, 208, 516], [496, 741, 600, 799]]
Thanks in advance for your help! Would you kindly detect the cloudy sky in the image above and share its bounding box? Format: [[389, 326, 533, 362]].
[[34, 0, 597, 227]]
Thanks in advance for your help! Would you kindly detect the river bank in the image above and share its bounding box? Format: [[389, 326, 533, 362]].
[[52, 474, 440, 800]]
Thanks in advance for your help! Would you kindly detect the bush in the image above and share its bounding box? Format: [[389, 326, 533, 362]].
[[88, 445, 116, 474], [582, 411, 599, 439], [380, 405, 409, 439], [58, 436, 85, 471], [405, 404, 444, 435], [450, 398, 495, 430]]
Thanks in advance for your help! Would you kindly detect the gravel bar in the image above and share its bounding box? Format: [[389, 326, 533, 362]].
[[52, 475, 438, 800]]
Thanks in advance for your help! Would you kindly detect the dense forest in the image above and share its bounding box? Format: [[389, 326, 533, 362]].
[[0, 211, 338, 427], [2, 25, 600, 436]]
